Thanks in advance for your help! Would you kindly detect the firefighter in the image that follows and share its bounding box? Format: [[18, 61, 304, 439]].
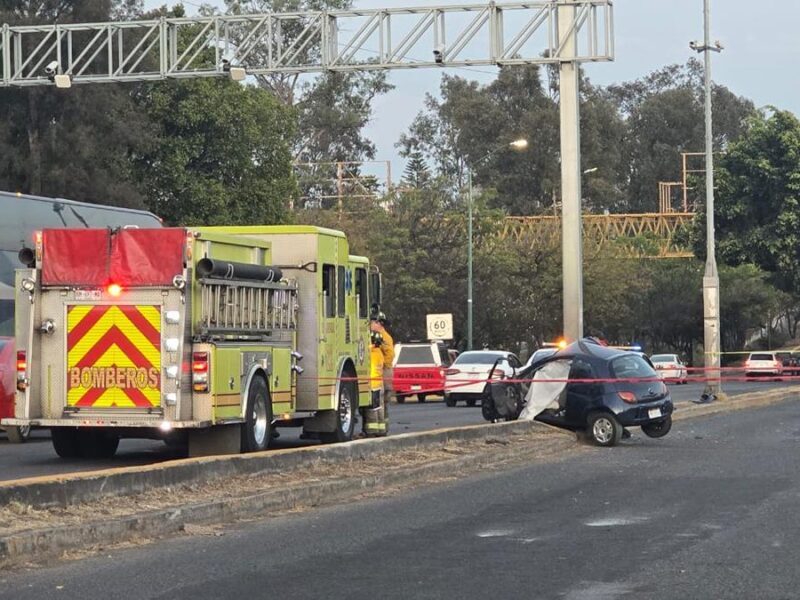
[[371, 312, 395, 403], [362, 311, 394, 437]]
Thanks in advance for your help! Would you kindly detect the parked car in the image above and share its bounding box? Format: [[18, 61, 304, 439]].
[[744, 352, 783, 378], [484, 338, 674, 447], [650, 353, 689, 384], [522, 347, 558, 370], [0, 336, 29, 442], [392, 341, 453, 403], [776, 352, 800, 376], [444, 350, 521, 407]]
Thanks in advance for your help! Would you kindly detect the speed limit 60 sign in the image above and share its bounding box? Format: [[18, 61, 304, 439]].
[[426, 313, 453, 340]]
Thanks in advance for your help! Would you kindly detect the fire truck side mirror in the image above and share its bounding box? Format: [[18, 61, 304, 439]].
[[370, 272, 382, 306]]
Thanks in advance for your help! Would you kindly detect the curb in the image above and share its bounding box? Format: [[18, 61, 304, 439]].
[[0, 419, 550, 510], [0, 432, 575, 566], [673, 388, 798, 421]]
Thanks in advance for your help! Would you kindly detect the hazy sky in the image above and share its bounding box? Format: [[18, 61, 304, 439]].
[[145, 0, 800, 178]]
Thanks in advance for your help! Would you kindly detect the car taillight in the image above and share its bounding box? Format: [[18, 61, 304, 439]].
[[774, 361, 781, 368], [491, 370, 505, 380], [618, 391, 637, 404], [439, 368, 445, 378], [192, 352, 209, 392], [16, 350, 27, 391], [445, 368, 460, 376]]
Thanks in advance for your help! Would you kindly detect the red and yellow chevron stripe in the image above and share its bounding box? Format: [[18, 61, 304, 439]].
[[67, 304, 162, 408]]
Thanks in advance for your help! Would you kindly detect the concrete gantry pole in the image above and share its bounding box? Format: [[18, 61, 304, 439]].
[[693, 0, 723, 396], [558, 0, 584, 342]]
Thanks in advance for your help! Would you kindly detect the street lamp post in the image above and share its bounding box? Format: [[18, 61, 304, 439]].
[[466, 138, 528, 350], [692, 0, 723, 397]]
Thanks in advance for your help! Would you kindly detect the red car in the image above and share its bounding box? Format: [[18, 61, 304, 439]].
[[392, 341, 454, 403], [0, 336, 28, 441]]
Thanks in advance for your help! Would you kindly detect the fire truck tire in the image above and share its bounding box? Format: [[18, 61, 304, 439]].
[[77, 429, 120, 459], [6, 425, 30, 444], [242, 375, 272, 452], [51, 428, 81, 459], [320, 375, 357, 443]]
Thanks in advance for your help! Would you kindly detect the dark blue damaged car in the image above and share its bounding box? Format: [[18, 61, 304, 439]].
[[484, 338, 674, 446]]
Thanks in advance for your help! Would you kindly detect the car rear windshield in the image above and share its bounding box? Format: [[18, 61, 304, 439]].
[[749, 353, 774, 361], [395, 346, 435, 365], [610, 354, 658, 380], [650, 354, 675, 363], [453, 352, 506, 365]]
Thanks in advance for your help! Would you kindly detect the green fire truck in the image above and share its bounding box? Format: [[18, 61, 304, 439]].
[[8, 225, 380, 457]]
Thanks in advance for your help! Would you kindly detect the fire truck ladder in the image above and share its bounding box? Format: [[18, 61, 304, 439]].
[[501, 213, 696, 258], [198, 279, 298, 339]]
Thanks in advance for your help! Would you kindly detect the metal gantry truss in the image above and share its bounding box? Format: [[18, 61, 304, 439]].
[[1, 1, 613, 87], [501, 213, 695, 259]]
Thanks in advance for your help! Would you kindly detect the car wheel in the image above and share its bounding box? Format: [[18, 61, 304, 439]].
[[6, 425, 30, 444], [445, 396, 457, 407], [587, 412, 623, 447], [417, 394, 427, 403], [642, 415, 672, 438], [396, 395, 406, 404], [466, 398, 477, 407]]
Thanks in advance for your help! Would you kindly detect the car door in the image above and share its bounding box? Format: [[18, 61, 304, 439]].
[[564, 358, 600, 426]]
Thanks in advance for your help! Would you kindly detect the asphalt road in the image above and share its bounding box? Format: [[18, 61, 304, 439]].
[[3, 391, 800, 598], [0, 379, 795, 482]]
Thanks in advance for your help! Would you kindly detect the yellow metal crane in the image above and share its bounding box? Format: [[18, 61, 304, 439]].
[[501, 213, 695, 259]]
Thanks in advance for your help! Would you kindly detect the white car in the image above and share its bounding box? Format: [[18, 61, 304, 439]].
[[745, 352, 783, 377], [650, 353, 689, 384], [522, 348, 558, 370], [444, 351, 521, 407]]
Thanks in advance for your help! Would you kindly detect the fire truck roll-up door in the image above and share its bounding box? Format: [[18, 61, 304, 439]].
[[23, 228, 189, 422]]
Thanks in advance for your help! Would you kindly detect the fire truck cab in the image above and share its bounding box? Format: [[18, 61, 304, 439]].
[[7, 225, 378, 458]]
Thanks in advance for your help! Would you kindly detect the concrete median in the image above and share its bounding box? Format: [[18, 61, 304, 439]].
[[0, 419, 551, 510]]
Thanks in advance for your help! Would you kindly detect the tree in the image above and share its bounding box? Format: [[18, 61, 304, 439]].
[[696, 109, 800, 294], [0, 0, 153, 207], [720, 264, 782, 352], [401, 150, 430, 189], [398, 67, 561, 213], [637, 260, 703, 359], [133, 78, 297, 226], [294, 70, 393, 165], [610, 60, 755, 212], [583, 257, 652, 346], [224, 0, 393, 206], [398, 66, 628, 216]]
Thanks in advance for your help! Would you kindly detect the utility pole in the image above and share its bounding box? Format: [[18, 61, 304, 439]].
[[692, 0, 723, 396], [559, 0, 584, 342], [467, 170, 474, 351]]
